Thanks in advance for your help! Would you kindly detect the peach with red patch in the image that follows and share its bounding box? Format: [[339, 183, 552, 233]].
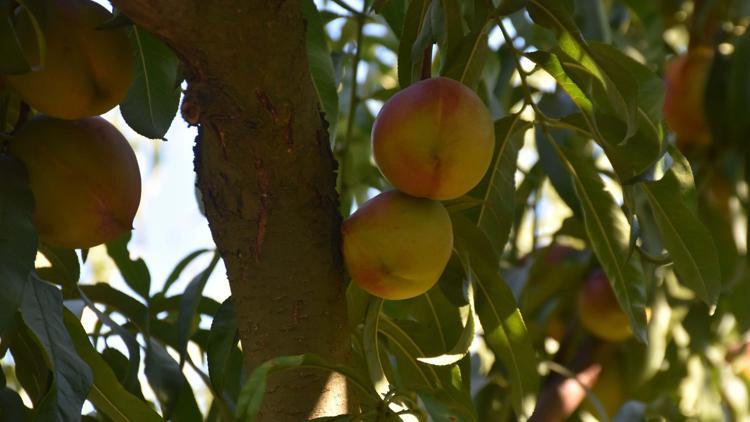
[[10, 115, 141, 248], [372, 77, 495, 200], [663, 47, 714, 148], [576, 270, 632, 342], [341, 190, 453, 300]]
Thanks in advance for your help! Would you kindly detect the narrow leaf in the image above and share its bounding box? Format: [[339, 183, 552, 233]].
[[62, 310, 161, 422], [300, 0, 339, 140], [145, 339, 200, 420], [207, 298, 241, 393], [76, 286, 142, 393], [121, 26, 181, 139], [20, 273, 93, 421], [640, 171, 721, 306], [398, 0, 431, 87], [527, 0, 637, 139], [379, 317, 441, 388], [474, 114, 530, 254], [451, 215, 539, 417], [105, 233, 151, 300], [37, 244, 80, 288], [162, 248, 213, 294], [549, 136, 648, 342], [363, 298, 390, 398], [235, 354, 374, 422], [416, 285, 475, 366], [177, 252, 220, 365], [0, 1, 30, 74], [0, 154, 36, 335], [441, 24, 491, 88]]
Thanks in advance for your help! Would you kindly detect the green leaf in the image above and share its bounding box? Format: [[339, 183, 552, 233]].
[[573, 0, 611, 42], [640, 170, 721, 307], [162, 249, 213, 294], [105, 233, 151, 300], [379, 0, 408, 38], [525, 51, 594, 117], [0, 0, 47, 74], [589, 42, 664, 121], [378, 317, 441, 389], [121, 26, 181, 139], [433, 0, 462, 53], [416, 285, 475, 367], [401, 287, 462, 356], [177, 252, 220, 365], [548, 136, 648, 342], [62, 310, 161, 422], [527, 0, 637, 140], [76, 285, 142, 391], [144, 339, 201, 420], [451, 215, 539, 417], [0, 154, 36, 335], [0, 0, 31, 74], [76, 284, 148, 329], [150, 293, 220, 319], [20, 273, 93, 421], [380, 318, 475, 420], [37, 244, 80, 288], [6, 315, 50, 405], [100, 348, 145, 400], [300, 0, 339, 141], [363, 297, 390, 398], [0, 387, 26, 421], [559, 112, 663, 183], [724, 29, 750, 145], [398, 0, 431, 87], [535, 94, 582, 215], [207, 298, 241, 394], [441, 24, 490, 88], [494, 0, 527, 16], [473, 114, 530, 254], [235, 354, 375, 422]]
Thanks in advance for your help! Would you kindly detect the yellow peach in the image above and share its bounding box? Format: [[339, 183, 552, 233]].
[[5, 0, 134, 119], [9, 115, 141, 248], [576, 270, 632, 342], [342, 190, 453, 300], [372, 77, 495, 200]]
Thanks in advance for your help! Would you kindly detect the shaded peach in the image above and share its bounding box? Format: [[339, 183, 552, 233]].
[[576, 270, 632, 342], [5, 0, 134, 119], [342, 190, 453, 300], [663, 47, 714, 148], [10, 115, 141, 248]]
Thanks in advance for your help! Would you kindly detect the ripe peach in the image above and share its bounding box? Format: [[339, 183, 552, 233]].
[[663, 47, 714, 148], [341, 190, 453, 300], [9, 115, 141, 248], [5, 0, 134, 119], [371, 77, 495, 200], [576, 270, 632, 342]]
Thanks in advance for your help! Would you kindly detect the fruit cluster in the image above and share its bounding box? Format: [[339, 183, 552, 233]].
[[2, 0, 140, 249], [342, 77, 495, 300]]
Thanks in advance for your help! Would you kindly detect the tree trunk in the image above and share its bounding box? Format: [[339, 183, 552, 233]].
[[112, 1, 351, 419]]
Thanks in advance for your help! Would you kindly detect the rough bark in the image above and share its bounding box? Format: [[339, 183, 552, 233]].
[[112, 1, 351, 419]]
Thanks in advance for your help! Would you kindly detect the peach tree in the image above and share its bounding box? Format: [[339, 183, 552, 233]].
[[2, 0, 750, 420]]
